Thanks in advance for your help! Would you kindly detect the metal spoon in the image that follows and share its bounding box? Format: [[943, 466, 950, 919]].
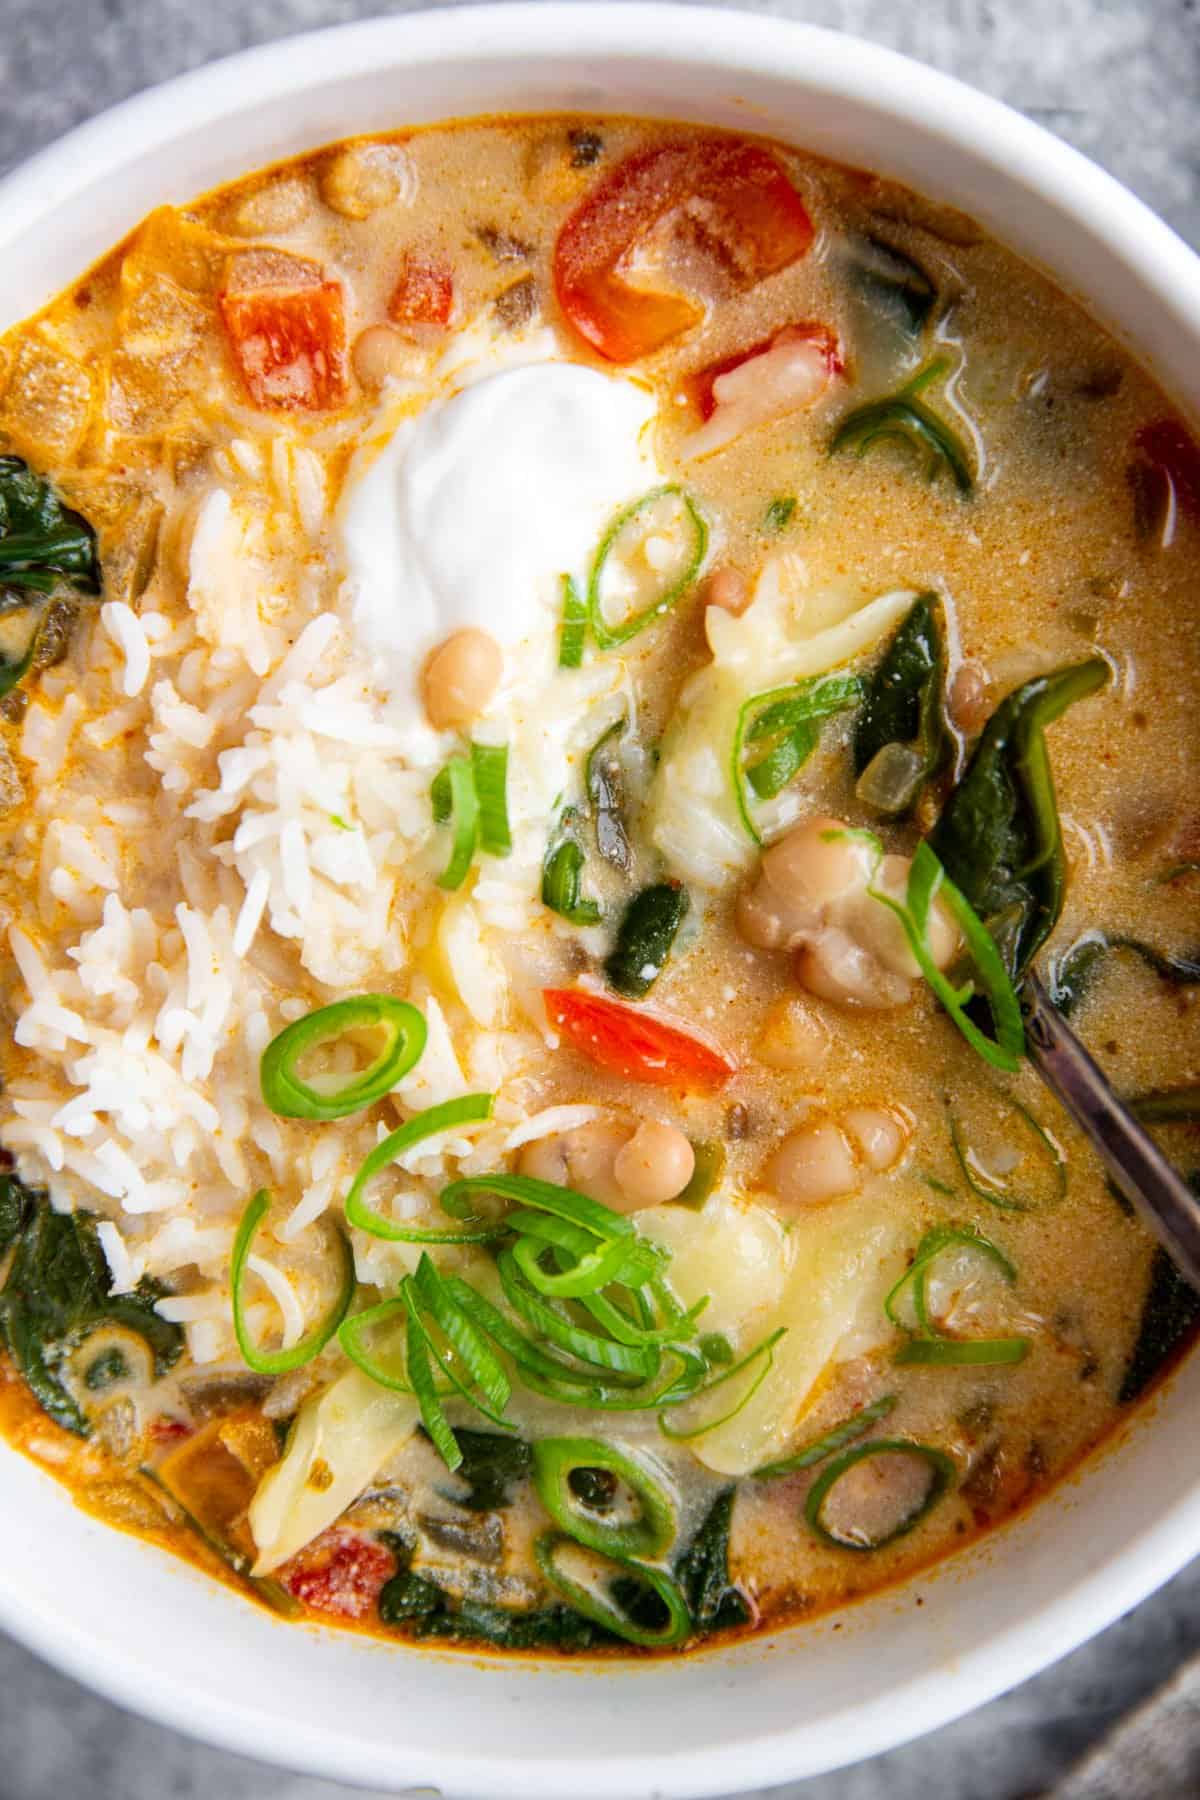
[[1022, 971, 1200, 1289]]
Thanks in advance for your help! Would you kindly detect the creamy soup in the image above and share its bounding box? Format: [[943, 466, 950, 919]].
[[0, 115, 1196, 1653]]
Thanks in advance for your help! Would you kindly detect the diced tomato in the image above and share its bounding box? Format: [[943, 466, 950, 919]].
[[389, 253, 455, 328], [554, 139, 815, 364], [688, 322, 843, 419], [281, 1528, 396, 1620], [544, 988, 736, 1090], [1135, 418, 1200, 521], [218, 271, 348, 411]]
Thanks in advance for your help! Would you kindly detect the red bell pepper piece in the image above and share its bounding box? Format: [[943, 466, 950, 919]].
[[544, 988, 736, 1090]]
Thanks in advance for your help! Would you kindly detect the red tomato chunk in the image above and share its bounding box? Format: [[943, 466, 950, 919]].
[[219, 273, 348, 411], [389, 253, 455, 328], [282, 1529, 395, 1619], [554, 138, 815, 363]]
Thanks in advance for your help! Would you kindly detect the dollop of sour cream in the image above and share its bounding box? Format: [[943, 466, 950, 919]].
[[339, 361, 658, 733]]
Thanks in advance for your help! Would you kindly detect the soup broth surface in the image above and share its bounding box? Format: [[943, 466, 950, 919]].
[[0, 114, 1196, 1654]]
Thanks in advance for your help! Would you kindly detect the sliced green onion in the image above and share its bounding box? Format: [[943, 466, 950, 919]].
[[412, 1254, 513, 1423], [588, 485, 708, 649], [573, 1280, 705, 1348], [673, 1140, 725, 1211], [260, 995, 427, 1121], [754, 1395, 898, 1479], [534, 1533, 692, 1647], [558, 572, 587, 668], [338, 1296, 448, 1394], [401, 1288, 461, 1471], [867, 840, 1024, 1071], [804, 1439, 956, 1550], [541, 837, 601, 926], [884, 1225, 1016, 1334], [949, 1095, 1066, 1213], [763, 496, 797, 534], [498, 1251, 660, 1380], [231, 1189, 355, 1376], [532, 1436, 676, 1559], [509, 1230, 645, 1300], [431, 755, 479, 890], [471, 742, 511, 857], [830, 360, 973, 495], [441, 1171, 637, 1245], [895, 1336, 1028, 1366], [345, 1095, 503, 1243], [659, 1327, 786, 1441], [733, 675, 865, 843]]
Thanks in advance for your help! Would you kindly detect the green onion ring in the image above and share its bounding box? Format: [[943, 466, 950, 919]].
[[411, 1254, 513, 1423], [804, 1439, 957, 1551], [497, 1250, 660, 1381], [894, 1337, 1029, 1366], [558, 572, 587, 669], [260, 995, 427, 1122], [658, 1327, 786, 1441], [587, 485, 708, 650], [532, 1435, 677, 1559], [433, 755, 480, 890], [344, 1095, 502, 1243], [338, 1296, 450, 1395], [534, 1532, 692, 1648], [231, 1188, 355, 1375], [401, 1289, 462, 1470], [471, 742, 511, 858]]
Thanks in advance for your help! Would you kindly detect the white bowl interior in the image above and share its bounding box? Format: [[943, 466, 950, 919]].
[[1, 10, 1198, 1796]]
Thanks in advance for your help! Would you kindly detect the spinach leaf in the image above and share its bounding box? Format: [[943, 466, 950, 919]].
[[1119, 1232, 1200, 1405], [0, 457, 100, 701], [378, 1534, 609, 1648], [0, 1176, 183, 1435], [605, 882, 690, 998], [441, 1428, 532, 1512], [853, 593, 946, 813], [927, 659, 1109, 978], [675, 1489, 750, 1633], [586, 718, 631, 872], [1051, 933, 1200, 1017], [0, 457, 99, 597], [844, 234, 936, 338], [830, 361, 973, 495]]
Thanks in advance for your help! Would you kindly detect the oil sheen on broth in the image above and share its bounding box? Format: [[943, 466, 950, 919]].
[[0, 116, 1196, 1654]]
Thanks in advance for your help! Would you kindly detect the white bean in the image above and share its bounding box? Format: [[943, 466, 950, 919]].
[[421, 628, 503, 731], [766, 1122, 860, 1208], [613, 1123, 695, 1209]]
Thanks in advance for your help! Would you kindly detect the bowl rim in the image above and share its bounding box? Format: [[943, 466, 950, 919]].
[[0, 8, 1199, 1795]]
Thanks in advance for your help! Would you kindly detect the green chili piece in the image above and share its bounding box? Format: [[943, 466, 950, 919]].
[[231, 1189, 355, 1376], [534, 1533, 692, 1647], [532, 1435, 676, 1559], [605, 883, 690, 998], [804, 1439, 956, 1550], [658, 1327, 786, 1441], [260, 994, 427, 1122], [672, 1140, 726, 1210], [588, 485, 708, 649]]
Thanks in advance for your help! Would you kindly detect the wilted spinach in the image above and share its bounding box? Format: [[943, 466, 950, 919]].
[[675, 1489, 750, 1633], [378, 1534, 609, 1648], [928, 659, 1110, 977], [439, 1427, 532, 1512], [0, 1174, 182, 1435], [1051, 932, 1200, 1017], [844, 233, 937, 338], [853, 592, 946, 813], [1120, 1231, 1200, 1405], [0, 456, 100, 700]]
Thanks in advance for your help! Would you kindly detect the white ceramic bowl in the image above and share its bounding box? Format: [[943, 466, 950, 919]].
[[1, 10, 1198, 1795]]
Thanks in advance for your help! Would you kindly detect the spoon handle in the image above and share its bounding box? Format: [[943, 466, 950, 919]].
[[1023, 972, 1200, 1291]]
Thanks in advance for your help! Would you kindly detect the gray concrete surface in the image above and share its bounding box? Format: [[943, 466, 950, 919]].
[[0, 1, 1197, 1796]]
